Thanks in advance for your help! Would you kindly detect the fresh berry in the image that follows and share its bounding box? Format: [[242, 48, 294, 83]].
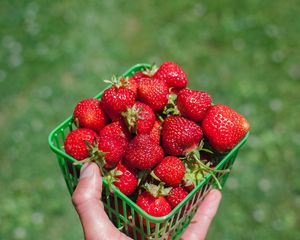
[[136, 191, 172, 218], [202, 104, 250, 152], [132, 66, 158, 82], [111, 162, 138, 196], [125, 134, 164, 170], [176, 89, 212, 122], [64, 128, 99, 160], [98, 130, 128, 169], [120, 77, 138, 96], [122, 102, 155, 134], [149, 119, 162, 144], [99, 120, 132, 143], [101, 86, 136, 121], [153, 156, 185, 186], [73, 98, 109, 132], [167, 187, 189, 208], [154, 61, 188, 90], [162, 116, 203, 156], [137, 78, 169, 111]]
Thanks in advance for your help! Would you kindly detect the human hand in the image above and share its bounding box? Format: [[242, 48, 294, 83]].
[[72, 162, 222, 240]]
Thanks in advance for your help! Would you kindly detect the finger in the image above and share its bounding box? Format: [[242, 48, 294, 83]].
[[181, 189, 222, 240], [72, 162, 128, 240]]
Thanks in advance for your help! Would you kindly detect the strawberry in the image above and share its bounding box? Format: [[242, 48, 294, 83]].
[[121, 102, 155, 134], [64, 128, 99, 160], [154, 61, 188, 90], [137, 77, 169, 111], [101, 86, 136, 121], [162, 116, 203, 156], [125, 134, 164, 170], [99, 120, 132, 143], [132, 65, 158, 82], [136, 191, 172, 218], [167, 187, 189, 208], [110, 162, 138, 196], [120, 77, 138, 96], [73, 98, 109, 132], [149, 119, 162, 144], [153, 156, 185, 186], [176, 89, 212, 122], [202, 104, 250, 152], [98, 129, 128, 169]]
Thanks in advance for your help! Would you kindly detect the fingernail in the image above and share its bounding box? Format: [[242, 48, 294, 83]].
[[80, 163, 94, 179]]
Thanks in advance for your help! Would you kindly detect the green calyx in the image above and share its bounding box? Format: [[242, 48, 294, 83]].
[[142, 63, 158, 77], [73, 137, 109, 177], [144, 182, 172, 198], [183, 140, 230, 190], [103, 75, 129, 89], [121, 104, 144, 134], [106, 168, 123, 193], [163, 93, 180, 116]]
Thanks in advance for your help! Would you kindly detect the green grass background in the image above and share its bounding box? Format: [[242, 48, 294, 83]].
[[1, 0, 300, 239]]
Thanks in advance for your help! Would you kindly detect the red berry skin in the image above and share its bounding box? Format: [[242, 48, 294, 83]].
[[149, 120, 162, 145], [136, 191, 172, 218], [167, 187, 189, 209], [99, 120, 132, 143], [162, 116, 203, 156], [177, 89, 212, 122], [125, 134, 164, 170], [120, 77, 138, 96], [98, 130, 128, 169], [113, 162, 138, 196], [202, 104, 250, 152], [137, 78, 169, 111], [64, 128, 99, 160], [135, 102, 156, 134], [132, 71, 150, 82], [154, 61, 188, 90], [154, 156, 185, 186], [101, 86, 136, 121], [73, 98, 109, 132]]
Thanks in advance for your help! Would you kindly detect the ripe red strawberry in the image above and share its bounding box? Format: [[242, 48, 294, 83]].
[[137, 77, 169, 111], [99, 120, 132, 143], [73, 98, 109, 132], [149, 119, 162, 144], [64, 128, 99, 160], [162, 116, 203, 156], [98, 130, 128, 169], [122, 102, 155, 134], [153, 156, 185, 186], [154, 61, 188, 90], [202, 104, 250, 152], [176, 89, 212, 122], [111, 162, 138, 196], [136, 191, 172, 218], [120, 77, 138, 96], [167, 187, 189, 208], [101, 86, 136, 121], [125, 134, 164, 170], [132, 66, 158, 82]]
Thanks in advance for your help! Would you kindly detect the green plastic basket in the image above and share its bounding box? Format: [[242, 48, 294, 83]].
[[48, 63, 249, 240]]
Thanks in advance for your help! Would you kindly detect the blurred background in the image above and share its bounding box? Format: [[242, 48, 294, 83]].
[[1, 0, 300, 239]]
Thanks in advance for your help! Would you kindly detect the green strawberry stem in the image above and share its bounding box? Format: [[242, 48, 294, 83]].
[[136, 169, 152, 194], [104, 75, 128, 88], [191, 153, 228, 190], [163, 93, 180, 116], [73, 138, 109, 178], [121, 104, 144, 134]]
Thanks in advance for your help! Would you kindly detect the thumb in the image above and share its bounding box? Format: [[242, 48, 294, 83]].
[[72, 162, 125, 240]]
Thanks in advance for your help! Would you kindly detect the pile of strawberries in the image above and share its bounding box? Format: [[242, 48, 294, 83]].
[[64, 61, 250, 218]]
